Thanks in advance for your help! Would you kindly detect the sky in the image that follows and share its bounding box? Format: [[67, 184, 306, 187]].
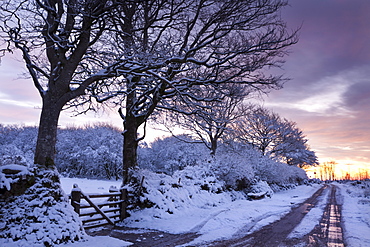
[[0, 0, 369, 176], [261, 0, 370, 176]]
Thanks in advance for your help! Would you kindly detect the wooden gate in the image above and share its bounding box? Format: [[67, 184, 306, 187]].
[[69, 184, 127, 229]]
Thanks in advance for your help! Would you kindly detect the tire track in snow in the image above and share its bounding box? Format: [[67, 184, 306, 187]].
[[188, 209, 230, 233], [207, 184, 328, 246], [306, 184, 345, 247]]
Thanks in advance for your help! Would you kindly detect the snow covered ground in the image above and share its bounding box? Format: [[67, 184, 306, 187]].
[[62, 177, 322, 246], [121, 183, 320, 245], [336, 181, 370, 247], [59, 177, 370, 246]]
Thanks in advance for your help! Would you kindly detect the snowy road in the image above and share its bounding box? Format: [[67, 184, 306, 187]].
[[305, 185, 345, 247], [89, 185, 350, 246], [87, 185, 345, 247], [60, 178, 369, 247], [207, 184, 338, 246]]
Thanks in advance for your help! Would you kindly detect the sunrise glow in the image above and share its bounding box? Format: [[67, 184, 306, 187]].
[[305, 160, 370, 181]]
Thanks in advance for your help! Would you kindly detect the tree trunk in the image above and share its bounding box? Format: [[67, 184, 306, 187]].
[[123, 113, 139, 185], [34, 96, 63, 169], [122, 76, 140, 184], [210, 138, 217, 156]]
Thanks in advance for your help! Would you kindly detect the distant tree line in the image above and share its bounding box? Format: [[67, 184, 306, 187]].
[[314, 161, 370, 181], [0, 123, 307, 189]]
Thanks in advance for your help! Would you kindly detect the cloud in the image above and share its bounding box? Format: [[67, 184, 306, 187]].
[[263, 64, 370, 167], [342, 81, 370, 112], [0, 103, 40, 125], [0, 54, 42, 125], [277, 0, 370, 101], [0, 98, 40, 108], [268, 65, 370, 114]]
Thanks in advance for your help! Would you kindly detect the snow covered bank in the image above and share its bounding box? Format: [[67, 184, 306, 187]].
[[61, 236, 132, 247], [60, 177, 122, 194], [0, 170, 132, 247], [0, 164, 30, 191], [123, 183, 321, 245]]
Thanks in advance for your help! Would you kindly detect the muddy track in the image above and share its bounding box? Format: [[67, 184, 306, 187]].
[[301, 184, 345, 247], [86, 225, 200, 247], [87, 184, 345, 247], [207, 185, 329, 247], [208, 184, 345, 247]]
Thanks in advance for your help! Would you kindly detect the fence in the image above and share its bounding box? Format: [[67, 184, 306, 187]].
[[69, 184, 127, 229]]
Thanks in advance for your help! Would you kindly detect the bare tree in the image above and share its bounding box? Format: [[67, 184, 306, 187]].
[[0, 0, 130, 168], [274, 120, 318, 168], [319, 161, 337, 181], [233, 106, 282, 155], [232, 105, 318, 167], [82, 0, 299, 183], [158, 84, 250, 156]]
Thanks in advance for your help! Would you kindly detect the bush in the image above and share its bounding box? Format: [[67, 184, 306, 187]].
[[139, 135, 208, 174], [210, 150, 255, 190], [55, 124, 123, 179], [0, 166, 86, 246]]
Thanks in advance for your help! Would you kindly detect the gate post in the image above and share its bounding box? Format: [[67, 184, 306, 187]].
[[120, 188, 128, 220], [71, 184, 81, 215], [109, 186, 118, 208]]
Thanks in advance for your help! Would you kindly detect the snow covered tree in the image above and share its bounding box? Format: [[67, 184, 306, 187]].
[[232, 106, 282, 155], [81, 0, 299, 183], [139, 135, 208, 175], [232, 105, 318, 167], [0, 123, 123, 179], [0, 0, 128, 168], [0, 125, 37, 166], [273, 120, 318, 168], [0, 0, 297, 172]]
